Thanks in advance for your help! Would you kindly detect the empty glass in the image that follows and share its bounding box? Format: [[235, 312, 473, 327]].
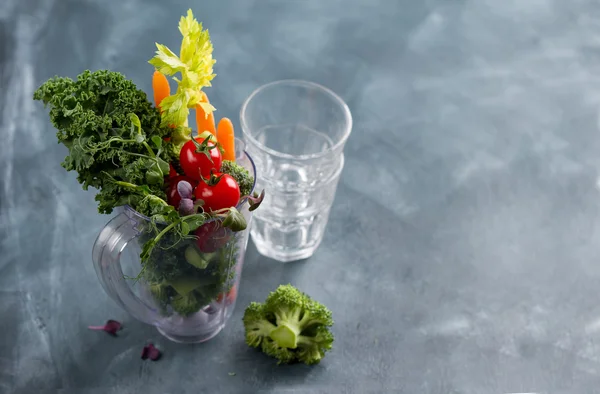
[[240, 80, 352, 262]]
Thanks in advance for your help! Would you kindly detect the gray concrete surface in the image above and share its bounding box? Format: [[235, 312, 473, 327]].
[[2, 0, 600, 393]]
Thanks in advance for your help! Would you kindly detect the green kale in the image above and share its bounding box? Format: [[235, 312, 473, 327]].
[[35, 69, 258, 320], [33, 69, 173, 217]]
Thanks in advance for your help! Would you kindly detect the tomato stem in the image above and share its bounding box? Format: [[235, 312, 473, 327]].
[[191, 135, 217, 162], [191, 135, 212, 152], [202, 170, 224, 186]]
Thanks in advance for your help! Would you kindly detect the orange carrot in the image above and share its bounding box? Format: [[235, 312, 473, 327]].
[[195, 92, 216, 137], [152, 71, 170, 110], [217, 117, 236, 162], [217, 285, 237, 304]]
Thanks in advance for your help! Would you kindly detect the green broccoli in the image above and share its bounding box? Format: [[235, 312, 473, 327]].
[[261, 337, 296, 364], [148, 282, 173, 314], [171, 292, 203, 316], [220, 160, 254, 196], [141, 233, 240, 317], [243, 302, 276, 347], [149, 283, 171, 304], [242, 284, 334, 365]]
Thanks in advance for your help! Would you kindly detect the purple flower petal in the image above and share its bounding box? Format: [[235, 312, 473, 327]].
[[177, 180, 193, 199], [179, 198, 195, 216], [141, 343, 162, 361], [88, 319, 122, 336]]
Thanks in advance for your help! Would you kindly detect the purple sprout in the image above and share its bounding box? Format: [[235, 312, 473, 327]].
[[88, 319, 122, 336], [177, 180, 193, 199], [178, 198, 195, 215], [141, 343, 162, 361], [176, 180, 196, 215]]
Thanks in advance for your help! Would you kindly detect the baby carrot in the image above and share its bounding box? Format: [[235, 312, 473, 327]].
[[152, 71, 170, 110], [195, 92, 216, 137], [217, 117, 236, 162]]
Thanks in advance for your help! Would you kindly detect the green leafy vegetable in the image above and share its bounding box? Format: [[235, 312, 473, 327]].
[[185, 245, 210, 269], [243, 285, 334, 365], [149, 9, 216, 128], [138, 218, 240, 316], [221, 207, 247, 231], [35, 11, 265, 320], [33, 69, 174, 217], [171, 293, 204, 316], [168, 276, 209, 296]]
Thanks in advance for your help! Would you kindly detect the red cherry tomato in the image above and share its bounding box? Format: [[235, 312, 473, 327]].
[[166, 175, 198, 208], [194, 173, 240, 212], [169, 163, 178, 178], [195, 221, 231, 252], [180, 137, 222, 180]]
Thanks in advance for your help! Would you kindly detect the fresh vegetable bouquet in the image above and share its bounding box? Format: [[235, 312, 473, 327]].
[[34, 9, 264, 317]]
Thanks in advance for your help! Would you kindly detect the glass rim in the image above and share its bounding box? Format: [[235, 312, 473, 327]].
[[239, 79, 353, 161]]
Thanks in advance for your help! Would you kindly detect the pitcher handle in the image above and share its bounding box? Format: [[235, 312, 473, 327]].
[[92, 212, 156, 324]]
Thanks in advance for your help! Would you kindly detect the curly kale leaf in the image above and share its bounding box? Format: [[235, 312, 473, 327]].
[[34, 69, 172, 216]]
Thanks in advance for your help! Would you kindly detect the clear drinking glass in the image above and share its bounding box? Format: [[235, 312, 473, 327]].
[[240, 80, 352, 262], [92, 140, 255, 343]]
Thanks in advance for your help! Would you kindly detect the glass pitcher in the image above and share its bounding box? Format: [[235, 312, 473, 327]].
[[92, 140, 255, 343]]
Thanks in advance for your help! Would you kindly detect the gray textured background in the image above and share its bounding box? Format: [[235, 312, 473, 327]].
[[2, 0, 600, 393]]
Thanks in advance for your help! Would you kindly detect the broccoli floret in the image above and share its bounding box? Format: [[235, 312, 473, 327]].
[[261, 338, 296, 364], [242, 284, 334, 365], [243, 302, 277, 347], [296, 325, 334, 365], [220, 160, 254, 196], [171, 292, 203, 316], [148, 282, 173, 314], [141, 234, 240, 317], [149, 282, 170, 303]]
